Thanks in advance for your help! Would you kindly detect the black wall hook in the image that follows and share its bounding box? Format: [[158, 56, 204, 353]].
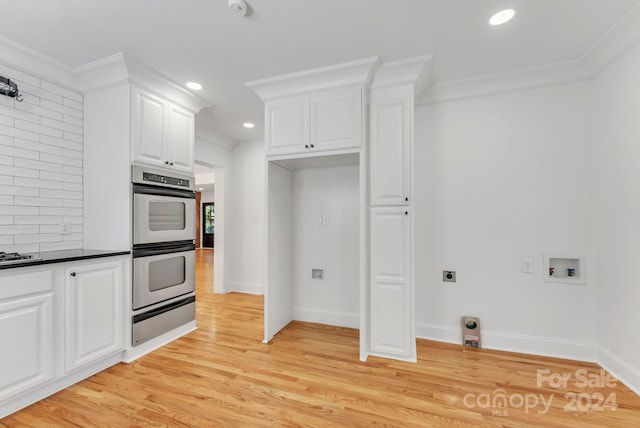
[[0, 76, 23, 102]]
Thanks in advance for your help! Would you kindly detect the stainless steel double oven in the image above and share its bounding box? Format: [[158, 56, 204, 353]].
[[131, 165, 196, 346]]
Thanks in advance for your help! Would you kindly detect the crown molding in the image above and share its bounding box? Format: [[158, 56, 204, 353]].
[[0, 35, 77, 91], [370, 54, 434, 96], [76, 52, 211, 113], [419, 3, 640, 105], [246, 56, 380, 100]]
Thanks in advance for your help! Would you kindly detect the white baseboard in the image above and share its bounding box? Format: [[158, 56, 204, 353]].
[[598, 347, 640, 396], [416, 323, 598, 362], [293, 307, 359, 329], [227, 281, 263, 295]]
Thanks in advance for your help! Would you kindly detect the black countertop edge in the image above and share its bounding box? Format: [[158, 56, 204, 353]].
[[0, 249, 130, 270]]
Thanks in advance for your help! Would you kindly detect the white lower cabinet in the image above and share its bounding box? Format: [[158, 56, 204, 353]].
[[369, 207, 415, 360], [0, 256, 127, 418], [0, 270, 54, 402], [65, 260, 124, 373]]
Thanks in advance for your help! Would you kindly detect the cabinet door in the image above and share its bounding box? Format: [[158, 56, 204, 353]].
[[370, 98, 411, 206], [369, 207, 414, 360], [265, 96, 309, 156], [310, 87, 362, 152], [132, 88, 167, 167], [65, 260, 124, 373], [167, 104, 195, 173], [0, 294, 53, 401]]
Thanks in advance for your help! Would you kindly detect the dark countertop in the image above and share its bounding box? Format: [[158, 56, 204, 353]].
[[0, 249, 130, 270]]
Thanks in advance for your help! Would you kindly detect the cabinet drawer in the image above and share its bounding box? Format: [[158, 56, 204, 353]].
[[0, 270, 53, 301]]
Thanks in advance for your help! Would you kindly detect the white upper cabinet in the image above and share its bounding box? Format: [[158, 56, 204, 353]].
[[370, 96, 411, 206], [265, 87, 362, 157], [310, 87, 362, 152], [266, 96, 309, 156], [132, 87, 195, 173], [167, 103, 195, 172]]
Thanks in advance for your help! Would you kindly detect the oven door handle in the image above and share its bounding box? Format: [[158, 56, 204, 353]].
[[133, 295, 196, 324], [133, 243, 195, 258], [133, 183, 196, 199]]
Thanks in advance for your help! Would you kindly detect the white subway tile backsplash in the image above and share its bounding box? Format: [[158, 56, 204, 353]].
[[39, 171, 82, 184], [40, 241, 82, 252], [40, 134, 82, 151], [15, 119, 63, 138], [0, 144, 40, 160], [15, 138, 64, 155], [0, 155, 13, 166], [0, 185, 39, 197], [40, 117, 83, 135], [39, 207, 82, 216], [0, 115, 14, 127], [62, 98, 83, 111], [40, 81, 83, 103], [0, 165, 39, 179], [40, 152, 82, 167], [15, 233, 61, 244], [0, 104, 40, 123], [15, 196, 63, 207], [63, 165, 83, 176], [0, 123, 40, 142], [0, 64, 84, 253], [15, 216, 62, 225], [14, 177, 63, 190], [0, 206, 39, 215], [16, 102, 64, 121], [18, 82, 64, 104], [0, 224, 39, 235], [15, 158, 63, 173], [63, 132, 82, 144]]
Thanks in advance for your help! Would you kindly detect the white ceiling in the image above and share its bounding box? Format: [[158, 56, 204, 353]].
[[2, 0, 638, 142]]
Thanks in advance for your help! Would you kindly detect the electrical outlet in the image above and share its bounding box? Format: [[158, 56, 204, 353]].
[[312, 269, 324, 280], [522, 258, 533, 273], [443, 270, 456, 283], [59, 221, 71, 235]]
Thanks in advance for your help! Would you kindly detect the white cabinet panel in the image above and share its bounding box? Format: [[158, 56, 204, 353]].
[[65, 260, 124, 373], [132, 89, 166, 167], [369, 207, 413, 359], [132, 87, 195, 173], [0, 294, 53, 402], [266, 97, 309, 156], [167, 104, 195, 173], [311, 88, 362, 152], [370, 98, 410, 206], [265, 88, 362, 157]]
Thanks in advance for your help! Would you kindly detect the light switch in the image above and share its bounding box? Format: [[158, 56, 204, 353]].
[[522, 258, 533, 273], [318, 215, 327, 227]]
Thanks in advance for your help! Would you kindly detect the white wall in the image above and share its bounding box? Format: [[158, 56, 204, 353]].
[[0, 61, 85, 253], [292, 164, 360, 328], [592, 39, 640, 394], [414, 82, 597, 360], [226, 140, 265, 294], [195, 137, 230, 292]]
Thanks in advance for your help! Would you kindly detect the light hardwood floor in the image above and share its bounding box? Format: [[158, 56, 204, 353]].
[[2, 248, 640, 427]]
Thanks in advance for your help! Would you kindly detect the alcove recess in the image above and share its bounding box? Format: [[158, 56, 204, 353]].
[[543, 255, 586, 284]]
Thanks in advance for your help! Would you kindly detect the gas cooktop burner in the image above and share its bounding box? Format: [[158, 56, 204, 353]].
[[0, 252, 42, 264]]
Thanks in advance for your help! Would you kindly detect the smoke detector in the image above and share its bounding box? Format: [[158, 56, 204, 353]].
[[228, 0, 248, 16]]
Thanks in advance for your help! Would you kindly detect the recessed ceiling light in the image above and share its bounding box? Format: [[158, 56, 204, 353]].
[[243, 122, 255, 129], [186, 82, 203, 91], [489, 9, 516, 26]]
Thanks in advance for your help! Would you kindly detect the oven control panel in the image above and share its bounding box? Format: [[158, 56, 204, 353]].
[[142, 172, 190, 188]]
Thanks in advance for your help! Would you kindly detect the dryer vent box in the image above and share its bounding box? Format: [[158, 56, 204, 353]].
[[461, 316, 481, 348]]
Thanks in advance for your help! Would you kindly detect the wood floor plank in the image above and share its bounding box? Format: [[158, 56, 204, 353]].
[[2, 248, 639, 427]]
